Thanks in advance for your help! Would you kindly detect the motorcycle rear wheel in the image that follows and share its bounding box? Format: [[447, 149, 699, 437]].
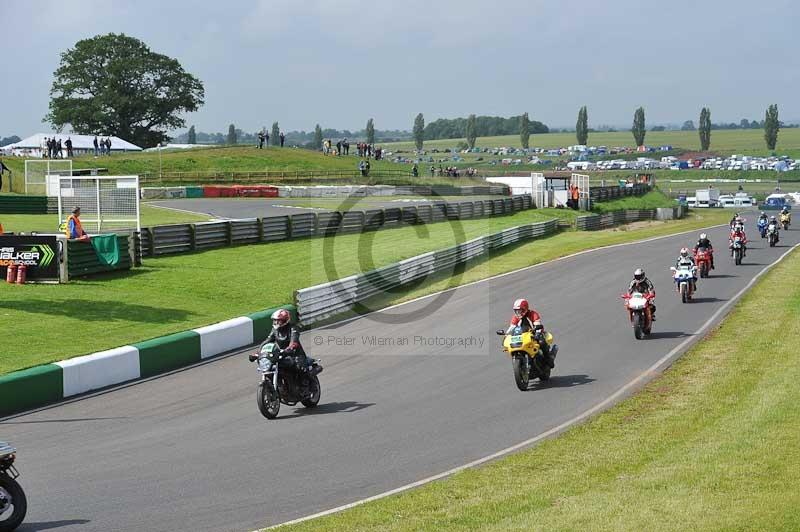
[[257, 381, 281, 419], [0, 473, 27, 532], [512, 355, 530, 391], [301, 375, 321, 408]]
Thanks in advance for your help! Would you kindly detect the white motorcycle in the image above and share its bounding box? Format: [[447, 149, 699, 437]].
[[670, 264, 697, 303]]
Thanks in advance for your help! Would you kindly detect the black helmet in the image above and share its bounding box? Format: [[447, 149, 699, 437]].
[[634, 268, 645, 281]]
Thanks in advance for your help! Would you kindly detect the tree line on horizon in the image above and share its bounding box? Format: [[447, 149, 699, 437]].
[[29, 32, 796, 154]]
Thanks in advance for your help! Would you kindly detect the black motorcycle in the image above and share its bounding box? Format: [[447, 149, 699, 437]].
[[253, 342, 323, 419], [0, 442, 26, 532]]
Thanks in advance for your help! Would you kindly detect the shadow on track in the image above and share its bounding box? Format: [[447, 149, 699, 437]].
[[279, 401, 375, 419], [647, 331, 693, 339], [533, 374, 595, 389], [18, 519, 91, 531], [706, 274, 737, 279], [691, 297, 727, 304]]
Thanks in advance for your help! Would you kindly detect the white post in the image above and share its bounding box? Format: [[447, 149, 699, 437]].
[[95, 178, 101, 232], [135, 175, 141, 233]]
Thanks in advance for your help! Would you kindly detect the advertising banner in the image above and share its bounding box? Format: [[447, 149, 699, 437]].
[[0, 235, 61, 281]]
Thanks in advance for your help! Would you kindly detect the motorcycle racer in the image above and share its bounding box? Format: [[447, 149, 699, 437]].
[[675, 247, 697, 292], [506, 298, 554, 368], [249, 309, 310, 381], [730, 223, 747, 257], [628, 268, 656, 320], [693, 232, 715, 270]]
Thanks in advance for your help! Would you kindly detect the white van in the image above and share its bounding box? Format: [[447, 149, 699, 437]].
[[686, 197, 698, 208]]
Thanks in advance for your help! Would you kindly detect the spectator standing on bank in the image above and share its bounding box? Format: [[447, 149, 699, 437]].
[[258, 131, 265, 149], [106, 137, 112, 155], [279, 132, 285, 147], [359, 159, 366, 176], [57, 139, 64, 158], [65, 137, 73, 157], [412, 163, 418, 177], [336, 140, 342, 156], [0, 159, 10, 191], [364, 160, 371, 176], [93, 136, 99, 156]]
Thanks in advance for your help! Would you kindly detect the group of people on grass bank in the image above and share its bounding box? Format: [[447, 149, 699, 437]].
[[257, 131, 285, 149], [93, 136, 113, 156], [42, 137, 75, 158], [321, 139, 384, 160], [428, 165, 477, 178]]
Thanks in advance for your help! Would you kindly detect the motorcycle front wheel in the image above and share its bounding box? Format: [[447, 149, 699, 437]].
[[633, 312, 643, 340], [700, 263, 708, 278], [512, 355, 530, 391], [301, 375, 321, 408], [734, 249, 742, 265], [257, 381, 281, 419], [0, 473, 27, 532], [680, 283, 688, 304]]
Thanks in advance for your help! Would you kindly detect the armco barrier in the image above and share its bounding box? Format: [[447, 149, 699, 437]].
[[0, 305, 296, 417], [0, 195, 49, 214], [589, 183, 650, 202], [67, 234, 133, 277], [294, 219, 559, 326], [139, 195, 536, 257], [575, 207, 685, 231]]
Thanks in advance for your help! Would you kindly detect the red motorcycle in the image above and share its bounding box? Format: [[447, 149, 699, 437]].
[[694, 248, 712, 278], [621, 291, 655, 340]]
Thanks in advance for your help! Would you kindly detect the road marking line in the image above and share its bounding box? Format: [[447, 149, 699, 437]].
[[268, 237, 798, 530]]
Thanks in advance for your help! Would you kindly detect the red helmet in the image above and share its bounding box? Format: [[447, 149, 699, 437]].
[[513, 298, 529, 318], [271, 308, 290, 328]]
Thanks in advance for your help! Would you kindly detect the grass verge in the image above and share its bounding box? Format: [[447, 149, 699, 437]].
[[0, 203, 212, 233], [275, 245, 800, 532], [0, 205, 728, 375]]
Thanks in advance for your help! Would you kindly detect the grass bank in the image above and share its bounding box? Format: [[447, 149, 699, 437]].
[[0, 203, 728, 375], [277, 244, 800, 532]]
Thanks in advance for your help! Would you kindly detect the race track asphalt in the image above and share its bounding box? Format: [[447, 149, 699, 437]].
[[5, 213, 795, 532]]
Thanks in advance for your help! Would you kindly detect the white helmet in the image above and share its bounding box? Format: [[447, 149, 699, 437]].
[[680, 247, 689, 257], [699, 233, 707, 240], [633, 268, 645, 281]]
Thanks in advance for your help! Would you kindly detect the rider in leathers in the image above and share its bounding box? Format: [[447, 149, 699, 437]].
[[675, 247, 697, 292], [628, 268, 656, 320], [249, 309, 310, 390], [693, 233, 715, 270], [505, 298, 554, 368]]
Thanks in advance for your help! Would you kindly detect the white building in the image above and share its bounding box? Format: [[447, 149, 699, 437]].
[[0, 133, 142, 157]]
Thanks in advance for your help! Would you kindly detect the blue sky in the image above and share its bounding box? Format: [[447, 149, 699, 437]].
[[2, 0, 797, 136]]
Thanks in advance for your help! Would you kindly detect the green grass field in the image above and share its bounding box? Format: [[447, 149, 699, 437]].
[[278, 241, 800, 532], [0, 192, 707, 376], [383, 128, 800, 157]]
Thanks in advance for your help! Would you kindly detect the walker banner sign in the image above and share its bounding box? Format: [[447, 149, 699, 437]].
[[0, 235, 60, 281]]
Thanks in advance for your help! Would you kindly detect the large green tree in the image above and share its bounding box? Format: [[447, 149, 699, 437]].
[[187, 125, 197, 144], [271, 122, 280, 146], [313, 124, 323, 150], [632, 107, 646, 147], [519, 112, 530, 149], [764, 104, 779, 150], [227, 124, 237, 145], [413, 113, 425, 150], [366, 118, 375, 145], [699, 108, 711, 151], [465, 114, 477, 149], [45, 33, 204, 148], [576, 106, 588, 145]]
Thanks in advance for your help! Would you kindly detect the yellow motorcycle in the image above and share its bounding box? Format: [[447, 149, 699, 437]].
[[780, 212, 791, 231], [496, 326, 558, 391]]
